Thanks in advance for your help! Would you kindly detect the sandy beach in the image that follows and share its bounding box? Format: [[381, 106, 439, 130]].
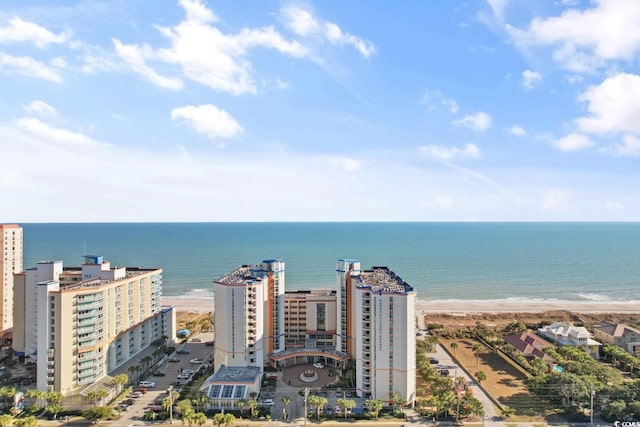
[[162, 296, 640, 315]]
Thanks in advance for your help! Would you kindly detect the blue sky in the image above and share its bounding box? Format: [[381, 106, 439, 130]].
[[1, 0, 639, 222]]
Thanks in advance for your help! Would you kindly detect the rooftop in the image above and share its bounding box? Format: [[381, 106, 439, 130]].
[[207, 366, 261, 383], [356, 266, 413, 293]]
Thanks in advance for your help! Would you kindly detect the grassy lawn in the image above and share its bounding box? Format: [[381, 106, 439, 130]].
[[439, 337, 551, 418]]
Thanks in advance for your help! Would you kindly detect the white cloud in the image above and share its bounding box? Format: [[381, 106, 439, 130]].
[[575, 73, 640, 135], [507, 125, 526, 136], [171, 104, 243, 143], [0, 52, 63, 82], [0, 17, 70, 48], [610, 134, 640, 157], [522, 69, 542, 90], [324, 23, 375, 58], [419, 143, 481, 162], [551, 133, 594, 152], [541, 189, 572, 212], [113, 39, 183, 90], [506, 0, 640, 71], [327, 156, 360, 172], [23, 100, 56, 116], [281, 5, 319, 36], [16, 117, 107, 147], [150, 0, 307, 94], [453, 112, 492, 132], [486, 0, 510, 19], [441, 98, 459, 114], [281, 5, 375, 58]]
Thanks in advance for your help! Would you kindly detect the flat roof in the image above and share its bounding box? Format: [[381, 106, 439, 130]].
[[356, 266, 413, 293], [206, 366, 261, 383]]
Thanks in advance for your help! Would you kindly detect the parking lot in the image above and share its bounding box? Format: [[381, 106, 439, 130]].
[[110, 331, 214, 427]]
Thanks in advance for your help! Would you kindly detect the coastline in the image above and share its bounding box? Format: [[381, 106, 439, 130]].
[[162, 296, 640, 315]]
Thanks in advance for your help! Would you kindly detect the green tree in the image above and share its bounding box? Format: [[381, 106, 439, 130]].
[[336, 398, 356, 419], [83, 406, 113, 424], [308, 395, 327, 419], [450, 342, 459, 356], [0, 386, 17, 409], [0, 414, 13, 427], [472, 343, 484, 370], [281, 395, 291, 420], [13, 416, 37, 427], [248, 399, 259, 419], [475, 370, 487, 384], [191, 412, 207, 427], [365, 398, 384, 418], [236, 399, 247, 416], [212, 413, 226, 427], [112, 374, 129, 392], [141, 356, 153, 373], [222, 413, 235, 427]]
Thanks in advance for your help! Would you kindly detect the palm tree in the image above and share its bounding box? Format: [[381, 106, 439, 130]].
[[236, 399, 247, 416], [365, 398, 384, 418], [308, 395, 327, 419], [248, 399, 259, 419], [450, 342, 459, 356], [0, 386, 16, 409], [222, 414, 235, 427], [212, 413, 226, 427], [141, 356, 153, 374], [112, 374, 129, 393], [475, 370, 487, 384], [336, 398, 356, 419], [472, 343, 484, 369], [128, 365, 140, 383], [280, 396, 291, 420], [191, 412, 207, 427], [13, 416, 37, 427], [191, 391, 208, 412]]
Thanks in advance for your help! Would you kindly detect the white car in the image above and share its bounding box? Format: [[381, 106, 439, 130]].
[[177, 373, 190, 379], [190, 358, 204, 364], [260, 399, 274, 406], [139, 381, 155, 388]]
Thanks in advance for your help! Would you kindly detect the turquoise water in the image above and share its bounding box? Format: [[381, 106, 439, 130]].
[[21, 222, 640, 302]]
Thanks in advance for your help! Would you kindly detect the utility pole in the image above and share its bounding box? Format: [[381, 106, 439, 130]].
[[590, 389, 595, 427]]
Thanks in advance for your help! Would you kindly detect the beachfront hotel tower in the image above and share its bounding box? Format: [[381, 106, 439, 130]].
[[1, 224, 22, 337], [336, 259, 360, 354], [348, 266, 416, 403], [12, 255, 175, 396], [213, 259, 285, 372]]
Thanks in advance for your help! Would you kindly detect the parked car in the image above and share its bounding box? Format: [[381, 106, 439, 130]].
[[169, 357, 180, 362], [139, 380, 155, 388], [176, 349, 190, 354], [129, 391, 143, 398], [190, 338, 201, 342], [136, 387, 147, 394], [190, 358, 204, 364], [177, 373, 190, 379], [152, 371, 166, 377], [260, 399, 274, 406], [439, 369, 450, 377], [205, 341, 214, 346], [429, 357, 439, 364]]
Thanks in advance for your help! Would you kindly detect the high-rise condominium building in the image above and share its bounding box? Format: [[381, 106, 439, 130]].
[[1, 224, 22, 336], [348, 265, 416, 403], [213, 259, 285, 372], [212, 258, 416, 405], [13, 255, 175, 395]]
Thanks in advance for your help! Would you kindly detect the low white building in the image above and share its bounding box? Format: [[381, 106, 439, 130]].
[[538, 322, 601, 356]]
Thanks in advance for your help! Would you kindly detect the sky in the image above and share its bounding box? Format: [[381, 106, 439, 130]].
[[1, 0, 639, 222]]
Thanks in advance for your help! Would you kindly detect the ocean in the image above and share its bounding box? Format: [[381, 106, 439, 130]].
[[20, 222, 640, 303]]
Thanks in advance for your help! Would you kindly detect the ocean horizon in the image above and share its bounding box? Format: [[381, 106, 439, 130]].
[[20, 222, 640, 304]]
